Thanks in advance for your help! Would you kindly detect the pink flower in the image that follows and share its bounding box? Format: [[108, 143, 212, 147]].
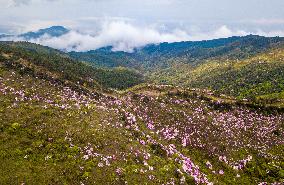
[[140, 140, 146, 145], [116, 168, 123, 176], [182, 138, 187, 147], [147, 122, 155, 130], [98, 163, 104, 167], [206, 161, 212, 169]]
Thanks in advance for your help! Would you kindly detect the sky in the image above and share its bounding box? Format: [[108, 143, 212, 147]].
[[0, 0, 284, 51]]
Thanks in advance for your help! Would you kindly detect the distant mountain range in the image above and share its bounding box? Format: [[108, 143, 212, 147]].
[[1, 26, 284, 58], [0, 26, 69, 40], [69, 34, 284, 69], [20, 26, 69, 39]]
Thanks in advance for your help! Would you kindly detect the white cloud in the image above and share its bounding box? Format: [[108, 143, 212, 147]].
[[28, 21, 191, 52], [255, 30, 284, 37], [1, 22, 284, 52], [188, 25, 248, 41]]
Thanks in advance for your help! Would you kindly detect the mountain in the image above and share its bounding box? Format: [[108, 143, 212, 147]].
[[19, 26, 69, 39], [0, 26, 69, 40]]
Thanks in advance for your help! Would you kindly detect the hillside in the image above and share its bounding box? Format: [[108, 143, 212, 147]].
[[0, 66, 283, 184], [0, 41, 284, 184], [0, 41, 144, 90], [69, 35, 284, 103], [69, 35, 284, 70], [150, 46, 284, 103]]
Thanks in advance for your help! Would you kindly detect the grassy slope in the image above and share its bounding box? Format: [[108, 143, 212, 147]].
[[0, 42, 144, 90], [0, 57, 283, 184], [150, 46, 284, 105], [0, 40, 284, 184]]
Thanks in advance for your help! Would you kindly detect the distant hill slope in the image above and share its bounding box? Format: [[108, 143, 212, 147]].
[[19, 26, 70, 39], [69, 35, 284, 70], [150, 46, 284, 103], [0, 41, 144, 90], [69, 35, 284, 102], [0, 26, 69, 40]]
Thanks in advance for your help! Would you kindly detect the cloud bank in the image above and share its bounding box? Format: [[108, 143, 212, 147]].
[[1, 21, 284, 52], [11, 21, 191, 52]]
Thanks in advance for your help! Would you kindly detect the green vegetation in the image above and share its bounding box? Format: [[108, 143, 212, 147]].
[[69, 35, 284, 105], [0, 37, 284, 184], [0, 42, 144, 90], [69, 35, 284, 70], [150, 47, 284, 107]]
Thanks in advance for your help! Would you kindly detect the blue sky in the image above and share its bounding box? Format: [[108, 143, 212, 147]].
[[1, 0, 284, 51]]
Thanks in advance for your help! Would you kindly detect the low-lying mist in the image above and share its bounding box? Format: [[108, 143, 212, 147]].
[[1, 21, 284, 52]]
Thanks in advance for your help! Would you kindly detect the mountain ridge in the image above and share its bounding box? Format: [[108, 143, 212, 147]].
[[69, 34, 284, 69], [20, 26, 70, 39], [0, 26, 70, 40]]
